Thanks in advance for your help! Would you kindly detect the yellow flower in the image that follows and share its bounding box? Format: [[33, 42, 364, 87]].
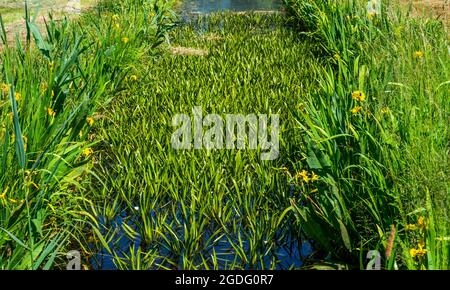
[[351, 106, 363, 115], [410, 241, 427, 259], [0, 186, 8, 199], [417, 216, 426, 229], [47, 107, 56, 117], [352, 91, 366, 102], [14, 92, 22, 102], [416, 247, 427, 257], [87, 117, 95, 126], [112, 14, 119, 21], [303, 175, 310, 183], [130, 75, 138, 82], [413, 51, 424, 59], [381, 107, 390, 114], [82, 148, 93, 157], [311, 171, 320, 182], [418, 240, 425, 249], [1, 83, 10, 94], [333, 53, 341, 61], [296, 170, 310, 182], [405, 224, 417, 231], [298, 170, 308, 178], [417, 241, 427, 257], [121, 37, 129, 44], [115, 23, 120, 29]]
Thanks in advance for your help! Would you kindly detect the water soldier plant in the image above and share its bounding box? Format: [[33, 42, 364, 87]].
[[0, 0, 448, 270]]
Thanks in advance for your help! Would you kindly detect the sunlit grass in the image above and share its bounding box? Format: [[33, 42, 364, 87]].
[[0, 1, 100, 24], [284, 0, 449, 269], [1, 0, 448, 270]]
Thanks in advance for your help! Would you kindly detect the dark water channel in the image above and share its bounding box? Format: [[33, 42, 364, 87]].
[[180, 0, 282, 14]]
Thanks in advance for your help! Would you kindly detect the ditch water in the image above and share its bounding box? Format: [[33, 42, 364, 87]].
[[180, 0, 282, 14], [90, 0, 313, 270], [91, 186, 314, 269]]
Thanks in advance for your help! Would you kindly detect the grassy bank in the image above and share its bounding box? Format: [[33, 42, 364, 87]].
[[284, 0, 449, 269], [0, 0, 175, 269], [0, 1, 99, 24]]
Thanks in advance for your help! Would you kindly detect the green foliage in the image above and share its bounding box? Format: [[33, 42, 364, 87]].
[[1, 0, 448, 270], [0, 0, 175, 269], [285, 0, 449, 269], [86, 12, 317, 270]]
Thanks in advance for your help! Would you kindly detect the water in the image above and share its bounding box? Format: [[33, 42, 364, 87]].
[[91, 190, 313, 270], [180, 0, 282, 14], [90, 208, 314, 270]]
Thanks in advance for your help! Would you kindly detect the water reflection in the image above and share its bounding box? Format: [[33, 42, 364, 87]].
[[180, 0, 282, 14], [90, 209, 313, 270]]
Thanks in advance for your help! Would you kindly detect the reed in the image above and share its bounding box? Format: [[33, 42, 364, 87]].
[[284, 0, 449, 269], [0, 0, 174, 269], [1, 0, 448, 270]]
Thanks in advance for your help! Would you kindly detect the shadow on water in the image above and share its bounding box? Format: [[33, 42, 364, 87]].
[[90, 204, 314, 270], [91, 184, 314, 269]]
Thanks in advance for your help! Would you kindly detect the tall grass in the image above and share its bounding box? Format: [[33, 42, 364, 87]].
[[0, 0, 175, 269], [284, 0, 449, 269]]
